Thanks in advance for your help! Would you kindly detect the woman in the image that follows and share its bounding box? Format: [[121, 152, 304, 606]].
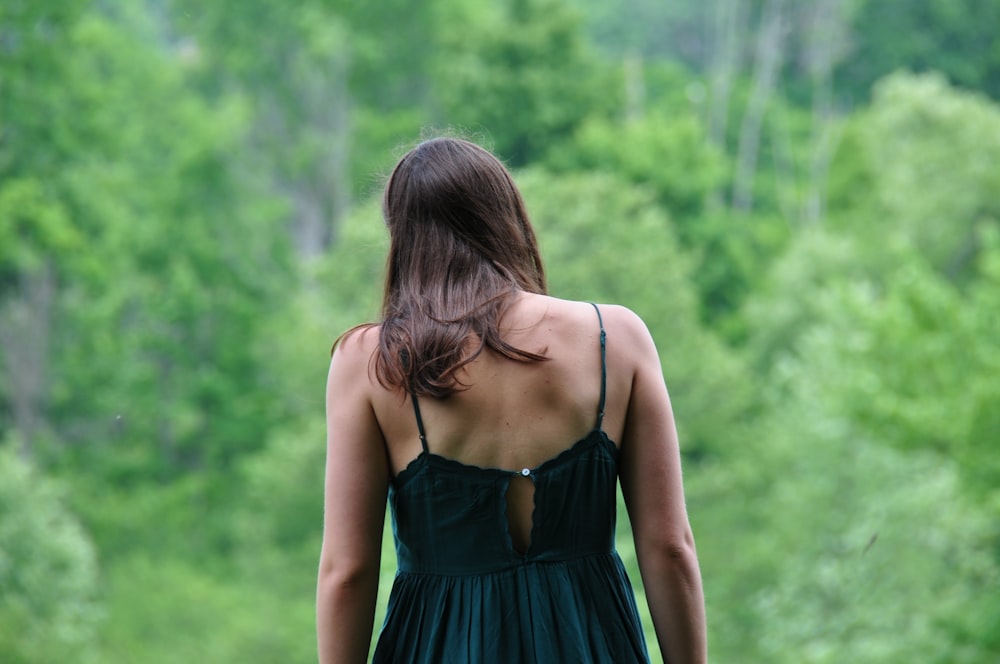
[[317, 137, 706, 663]]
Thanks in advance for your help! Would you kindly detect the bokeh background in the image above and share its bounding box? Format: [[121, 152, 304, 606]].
[[2, 0, 999, 661]]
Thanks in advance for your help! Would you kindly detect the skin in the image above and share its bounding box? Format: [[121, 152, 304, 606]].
[[316, 293, 706, 664]]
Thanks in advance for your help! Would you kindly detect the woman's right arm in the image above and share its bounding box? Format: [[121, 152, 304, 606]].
[[317, 330, 389, 663], [616, 310, 707, 664]]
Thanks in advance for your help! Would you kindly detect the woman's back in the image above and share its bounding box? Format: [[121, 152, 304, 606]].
[[372, 295, 627, 468], [365, 295, 650, 662], [370, 295, 629, 550]]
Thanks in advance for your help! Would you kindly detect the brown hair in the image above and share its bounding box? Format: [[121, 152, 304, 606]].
[[372, 137, 548, 398]]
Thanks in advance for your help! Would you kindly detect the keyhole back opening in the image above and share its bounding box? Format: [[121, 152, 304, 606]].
[[504, 475, 536, 555]]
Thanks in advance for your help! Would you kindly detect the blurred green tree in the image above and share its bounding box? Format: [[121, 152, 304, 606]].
[[172, 0, 360, 254], [837, 0, 1000, 102], [0, 442, 102, 663], [828, 73, 1000, 280], [431, 0, 611, 165], [0, 0, 88, 450], [41, 9, 294, 480]]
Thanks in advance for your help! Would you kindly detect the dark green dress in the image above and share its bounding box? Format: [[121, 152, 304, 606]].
[[372, 304, 650, 663]]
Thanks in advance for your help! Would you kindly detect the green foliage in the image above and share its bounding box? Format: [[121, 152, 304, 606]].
[[807, 244, 1000, 497], [567, 0, 708, 61], [0, 442, 101, 663], [236, 421, 326, 558], [735, 416, 996, 663], [548, 112, 726, 221], [735, 237, 1000, 663], [0, 179, 78, 280], [71, 470, 239, 562], [0, 1, 86, 174], [431, 0, 611, 165], [99, 554, 314, 663], [750, 279, 999, 661], [758, 72, 1000, 363], [838, 0, 1000, 101], [4, 1, 1000, 661], [20, 6, 297, 480], [841, 73, 1000, 278], [743, 226, 873, 368]]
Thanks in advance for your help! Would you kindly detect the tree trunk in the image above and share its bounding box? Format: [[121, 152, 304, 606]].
[[624, 51, 645, 124], [803, 0, 848, 225], [706, 0, 749, 152], [705, 0, 750, 209], [263, 40, 352, 259], [732, 0, 787, 214], [0, 262, 55, 456]]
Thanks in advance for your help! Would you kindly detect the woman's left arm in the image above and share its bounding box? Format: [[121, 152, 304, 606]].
[[317, 331, 389, 664]]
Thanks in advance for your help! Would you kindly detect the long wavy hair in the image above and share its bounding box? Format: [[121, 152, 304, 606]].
[[371, 137, 548, 398]]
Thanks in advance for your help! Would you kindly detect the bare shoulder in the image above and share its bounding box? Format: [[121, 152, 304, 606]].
[[593, 303, 650, 338], [326, 324, 385, 447], [523, 296, 660, 377], [592, 303, 659, 364], [523, 295, 642, 330], [329, 324, 380, 385], [332, 324, 379, 359], [518, 295, 655, 354]]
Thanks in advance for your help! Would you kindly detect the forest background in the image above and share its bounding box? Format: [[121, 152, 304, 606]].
[[2, 0, 999, 662]]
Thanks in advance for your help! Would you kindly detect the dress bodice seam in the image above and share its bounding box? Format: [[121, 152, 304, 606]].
[[391, 428, 618, 488]]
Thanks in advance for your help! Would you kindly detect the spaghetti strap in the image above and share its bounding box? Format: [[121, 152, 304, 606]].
[[410, 393, 429, 452], [589, 302, 607, 430]]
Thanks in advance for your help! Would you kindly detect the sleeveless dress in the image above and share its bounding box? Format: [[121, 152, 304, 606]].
[[372, 304, 650, 663]]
